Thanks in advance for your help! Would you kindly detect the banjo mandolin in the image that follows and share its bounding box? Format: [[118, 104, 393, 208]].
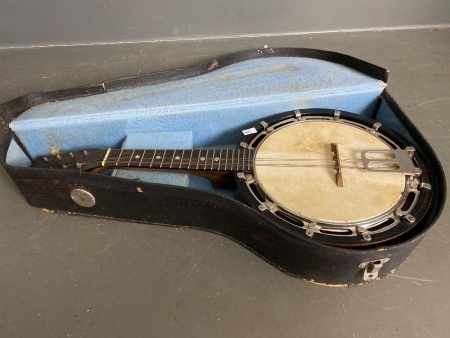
[[32, 109, 432, 248]]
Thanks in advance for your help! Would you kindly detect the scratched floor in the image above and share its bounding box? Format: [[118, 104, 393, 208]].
[[0, 28, 449, 337]]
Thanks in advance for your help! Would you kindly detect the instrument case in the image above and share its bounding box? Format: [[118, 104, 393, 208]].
[[0, 48, 445, 286]]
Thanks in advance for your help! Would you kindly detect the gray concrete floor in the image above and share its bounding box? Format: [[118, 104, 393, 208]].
[[0, 28, 449, 337]]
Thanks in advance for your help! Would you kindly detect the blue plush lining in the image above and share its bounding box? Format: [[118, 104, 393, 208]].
[[10, 57, 386, 159], [6, 139, 32, 167]]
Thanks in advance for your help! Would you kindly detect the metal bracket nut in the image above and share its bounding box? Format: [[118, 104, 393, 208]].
[[305, 222, 319, 237]]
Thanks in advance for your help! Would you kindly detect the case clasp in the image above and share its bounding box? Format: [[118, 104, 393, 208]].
[[358, 258, 390, 282]]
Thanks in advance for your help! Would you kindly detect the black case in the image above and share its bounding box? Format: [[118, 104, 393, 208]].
[[0, 48, 446, 285]]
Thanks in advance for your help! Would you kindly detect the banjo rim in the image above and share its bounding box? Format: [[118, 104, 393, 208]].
[[235, 109, 429, 247]]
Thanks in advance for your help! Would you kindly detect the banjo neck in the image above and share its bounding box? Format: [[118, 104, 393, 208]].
[[33, 145, 417, 178], [102, 148, 256, 172]]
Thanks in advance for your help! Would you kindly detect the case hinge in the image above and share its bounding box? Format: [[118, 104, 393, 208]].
[[358, 258, 390, 282]]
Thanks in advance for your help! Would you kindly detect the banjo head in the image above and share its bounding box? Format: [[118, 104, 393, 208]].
[[237, 110, 430, 247]]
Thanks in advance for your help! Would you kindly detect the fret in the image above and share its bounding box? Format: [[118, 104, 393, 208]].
[[104, 149, 115, 166], [215, 150, 221, 170], [230, 150, 233, 170], [121, 149, 132, 166], [218, 149, 222, 170], [195, 149, 202, 170], [149, 149, 157, 167], [115, 149, 124, 166], [166, 150, 174, 168], [203, 149, 208, 169], [201, 149, 206, 168], [163, 149, 166, 168], [102, 148, 111, 167], [237, 150, 240, 171], [214, 149, 221, 170], [240, 149, 243, 171], [188, 149, 193, 169], [225, 149, 228, 170], [210, 149, 216, 170], [180, 150, 185, 169], [138, 149, 146, 167], [127, 149, 135, 166], [167, 150, 176, 168], [117, 149, 125, 166], [245, 149, 248, 171], [198, 149, 203, 169], [169, 150, 174, 168], [231, 149, 235, 171], [204, 150, 208, 170]]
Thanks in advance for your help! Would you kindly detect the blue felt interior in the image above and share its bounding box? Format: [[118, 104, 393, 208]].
[[376, 100, 412, 143], [7, 56, 397, 195], [6, 139, 32, 167], [10, 57, 386, 159]]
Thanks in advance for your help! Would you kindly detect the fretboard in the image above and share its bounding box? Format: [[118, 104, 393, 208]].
[[103, 148, 255, 171]]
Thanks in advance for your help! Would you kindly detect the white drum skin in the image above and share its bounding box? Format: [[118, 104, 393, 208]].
[[254, 121, 406, 224]]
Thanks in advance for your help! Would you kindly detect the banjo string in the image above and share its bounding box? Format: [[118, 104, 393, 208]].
[[104, 158, 367, 169], [104, 149, 380, 170]]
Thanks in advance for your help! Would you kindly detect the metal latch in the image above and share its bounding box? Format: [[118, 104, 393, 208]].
[[358, 258, 390, 282]]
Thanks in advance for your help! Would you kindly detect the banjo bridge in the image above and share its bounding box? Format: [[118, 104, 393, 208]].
[[361, 149, 420, 176], [331, 143, 344, 187]]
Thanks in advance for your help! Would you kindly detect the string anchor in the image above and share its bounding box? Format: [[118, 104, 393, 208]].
[[361, 149, 420, 175]]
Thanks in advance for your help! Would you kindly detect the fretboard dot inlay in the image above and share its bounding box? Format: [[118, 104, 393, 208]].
[[214, 157, 219, 161], [175, 156, 180, 160], [200, 157, 205, 161], [134, 155, 140, 159], [156, 156, 161, 159]]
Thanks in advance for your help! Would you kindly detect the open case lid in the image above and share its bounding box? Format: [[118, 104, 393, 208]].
[[3, 48, 388, 162]]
